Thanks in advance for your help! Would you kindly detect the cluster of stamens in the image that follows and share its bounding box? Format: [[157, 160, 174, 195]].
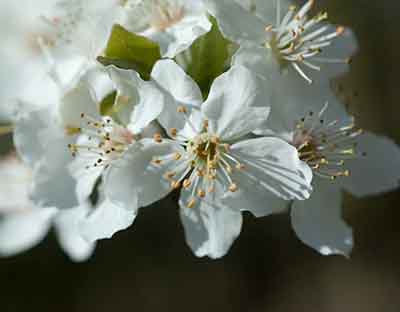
[[152, 107, 246, 208], [67, 113, 135, 170], [294, 108, 365, 180], [264, 0, 351, 84]]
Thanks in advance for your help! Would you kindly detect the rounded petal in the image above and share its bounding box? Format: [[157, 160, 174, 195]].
[[151, 60, 203, 136], [104, 139, 183, 209], [151, 59, 203, 107], [59, 79, 100, 129], [340, 132, 400, 197], [291, 178, 353, 257], [230, 137, 313, 200], [53, 205, 96, 262], [204, 0, 267, 45], [202, 65, 271, 140], [179, 186, 243, 259], [80, 198, 137, 243], [0, 208, 56, 257]]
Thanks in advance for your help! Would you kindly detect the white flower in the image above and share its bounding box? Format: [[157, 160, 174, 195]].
[[119, 0, 212, 58], [0, 155, 95, 262], [260, 102, 400, 256], [104, 60, 312, 258], [205, 0, 357, 131], [60, 65, 164, 241]]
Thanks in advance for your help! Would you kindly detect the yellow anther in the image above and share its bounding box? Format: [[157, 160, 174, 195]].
[[187, 198, 196, 209], [203, 120, 209, 129], [174, 153, 182, 160], [183, 179, 192, 189], [153, 133, 163, 143], [265, 24, 273, 32], [170, 128, 178, 137], [65, 126, 81, 136], [229, 183, 238, 192], [177, 106, 187, 113], [336, 26, 345, 36], [320, 158, 328, 165], [171, 180, 181, 189], [152, 159, 162, 165], [197, 190, 206, 198]]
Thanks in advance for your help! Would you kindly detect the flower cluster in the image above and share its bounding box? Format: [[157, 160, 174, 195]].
[[1, 0, 400, 261]]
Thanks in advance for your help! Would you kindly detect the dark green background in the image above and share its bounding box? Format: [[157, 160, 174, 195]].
[[1, 1, 400, 311]]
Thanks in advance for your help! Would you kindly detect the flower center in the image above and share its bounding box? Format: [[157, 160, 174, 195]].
[[293, 105, 364, 180], [264, 0, 350, 84], [67, 113, 136, 169], [152, 114, 246, 208]]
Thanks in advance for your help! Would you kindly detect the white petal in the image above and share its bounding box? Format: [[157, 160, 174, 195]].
[[151, 59, 203, 106], [233, 46, 349, 136], [14, 108, 79, 209], [222, 185, 288, 218], [204, 0, 267, 45], [291, 178, 353, 257], [13, 108, 50, 167], [30, 136, 78, 209], [151, 60, 203, 134], [0, 208, 56, 257], [202, 65, 271, 140], [129, 80, 165, 134], [340, 132, 400, 197], [230, 137, 313, 200], [313, 25, 358, 78], [68, 155, 103, 204], [104, 139, 183, 209], [80, 198, 137, 243], [154, 11, 212, 58], [106, 66, 141, 125], [179, 185, 243, 259], [236, 0, 277, 24], [54, 205, 96, 262], [59, 79, 100, 129]]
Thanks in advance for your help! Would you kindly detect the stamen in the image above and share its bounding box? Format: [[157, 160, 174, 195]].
[[265, 0, 351, 83]]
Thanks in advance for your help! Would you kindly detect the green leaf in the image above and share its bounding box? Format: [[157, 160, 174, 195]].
[[183, 16, 233, 97], [99, 91, 117, 116], [102, 24, 161, 80]]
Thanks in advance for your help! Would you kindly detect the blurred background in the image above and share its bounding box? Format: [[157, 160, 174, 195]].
[[1, 0, 400, 311]]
